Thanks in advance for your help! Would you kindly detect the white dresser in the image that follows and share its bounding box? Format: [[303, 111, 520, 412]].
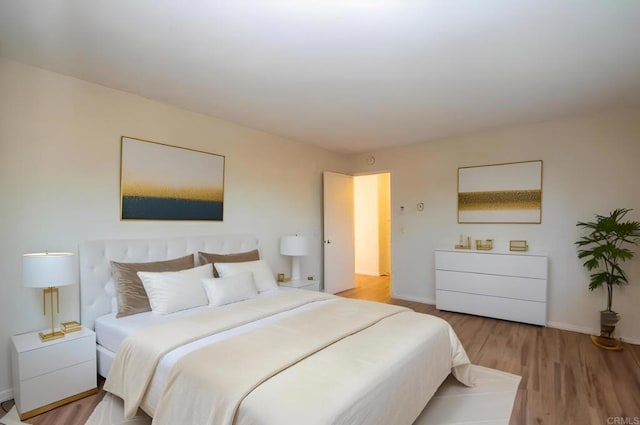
[[435, 249, 548, 326]]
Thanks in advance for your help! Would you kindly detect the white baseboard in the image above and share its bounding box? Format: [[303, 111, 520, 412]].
[[620, 336, 640, 345], [546, 321, 598, 336], [546, 321, 640, 346], [0, 387, 13, 403], [621, 336, 640, 345], [392, 292, 435, 305]]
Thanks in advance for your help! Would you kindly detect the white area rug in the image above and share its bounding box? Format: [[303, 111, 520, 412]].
[[0, 407, 30, 425], [84, 365, 520, 425], [414, 365, 521, 425]]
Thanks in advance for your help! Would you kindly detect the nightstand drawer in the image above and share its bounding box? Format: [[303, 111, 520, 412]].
[[299, 282, 320, 291], [278, 279, 321, 291], [16, 333, 95, 381], [18, 360, 97, 413]]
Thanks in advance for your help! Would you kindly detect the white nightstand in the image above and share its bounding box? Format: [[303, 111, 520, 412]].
[[11, 327, 98, 420], [279, 279, 321, 292]]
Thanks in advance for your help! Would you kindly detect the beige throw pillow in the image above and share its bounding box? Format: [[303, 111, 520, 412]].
[[110, 254, 195, 318], [198, 249, 259, 277]]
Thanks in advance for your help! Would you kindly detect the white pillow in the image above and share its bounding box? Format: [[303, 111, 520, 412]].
[[202, 272, 258, 306], [214, 260, 278, 292], [137, 263, 212, 314]]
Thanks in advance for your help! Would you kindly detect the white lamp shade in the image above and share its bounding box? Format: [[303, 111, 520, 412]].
[[280, 235, 309, 256], [23, 252, 77, 288]]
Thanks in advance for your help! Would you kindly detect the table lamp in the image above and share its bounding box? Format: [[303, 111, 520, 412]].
[[280, 235, 308, 281], [23, 252, 76, 341]]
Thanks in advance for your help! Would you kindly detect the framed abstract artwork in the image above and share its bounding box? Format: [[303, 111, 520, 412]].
[[457, 160, 543, 224], [120, 137, 225, 221]]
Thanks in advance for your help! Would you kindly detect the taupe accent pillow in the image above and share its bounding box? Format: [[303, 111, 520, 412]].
[[198, 249, 260, 277], [110, 254, 195, 318]]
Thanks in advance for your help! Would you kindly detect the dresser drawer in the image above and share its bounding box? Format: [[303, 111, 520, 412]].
[[436, 270, 547, 302], [435, 250, 547, 279], [436, 290, 546, 326], [16, 333, 95, 381]]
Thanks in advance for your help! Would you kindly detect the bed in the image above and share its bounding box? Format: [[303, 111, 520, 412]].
[[80, 235, 472, 425]]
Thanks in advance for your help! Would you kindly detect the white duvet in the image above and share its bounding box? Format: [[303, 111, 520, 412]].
[[104, 290, 472, 425]]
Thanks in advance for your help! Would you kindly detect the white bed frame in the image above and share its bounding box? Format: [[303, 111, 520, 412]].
[[79, 235, 469, 424], [79, 235, 259, 377]]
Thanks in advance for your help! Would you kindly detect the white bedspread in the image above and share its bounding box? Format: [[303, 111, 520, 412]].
[[154, 298, 413, 425], [95, 288, 286, 352], [105, 290, 333, 418], [140, 297, 335, 415], [105, 290, 472, 425], [237, 311, 471, 425]]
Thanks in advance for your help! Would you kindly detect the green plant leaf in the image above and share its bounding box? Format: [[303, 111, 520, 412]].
[[575, 208, 640, 308]]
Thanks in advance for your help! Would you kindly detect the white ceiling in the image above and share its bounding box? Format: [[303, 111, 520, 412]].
[[1, 1, 639, 154]]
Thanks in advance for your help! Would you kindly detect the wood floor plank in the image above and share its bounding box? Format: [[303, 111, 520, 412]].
[[2, 273, 638, 425]]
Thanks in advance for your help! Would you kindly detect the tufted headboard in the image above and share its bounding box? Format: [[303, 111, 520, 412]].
[[79, 234, 259, 330]]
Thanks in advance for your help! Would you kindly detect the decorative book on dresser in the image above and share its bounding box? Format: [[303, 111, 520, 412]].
[[435, 249, 548, 326]]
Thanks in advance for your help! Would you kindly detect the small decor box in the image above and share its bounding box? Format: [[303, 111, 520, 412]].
[[60, 321, 82, 333], [509, 240, 528, 252], [475, 239, 494, 250]]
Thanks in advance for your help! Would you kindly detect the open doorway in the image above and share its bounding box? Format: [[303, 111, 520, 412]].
[[354, 173, 391, 294]]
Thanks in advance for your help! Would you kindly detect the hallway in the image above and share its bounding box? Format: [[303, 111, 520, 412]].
[[340, 274, 391, 303]]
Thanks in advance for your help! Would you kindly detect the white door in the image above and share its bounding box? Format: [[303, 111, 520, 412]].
[[323, 171, 355, 294]]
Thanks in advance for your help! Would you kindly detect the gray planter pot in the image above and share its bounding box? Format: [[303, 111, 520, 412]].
[[600, 310, 620, 338]]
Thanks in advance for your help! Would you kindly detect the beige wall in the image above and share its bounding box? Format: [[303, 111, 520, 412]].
[[352, 108, 640, 344], [0, 58, 351, 399]]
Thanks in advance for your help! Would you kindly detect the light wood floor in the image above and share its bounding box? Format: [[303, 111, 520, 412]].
[[2, 274, 638, 425]]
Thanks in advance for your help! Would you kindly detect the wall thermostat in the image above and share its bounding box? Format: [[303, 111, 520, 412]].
[[366, 156, 376, 165]]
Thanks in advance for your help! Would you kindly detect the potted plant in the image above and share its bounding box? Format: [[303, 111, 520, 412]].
[[575, 208, 640, 350]]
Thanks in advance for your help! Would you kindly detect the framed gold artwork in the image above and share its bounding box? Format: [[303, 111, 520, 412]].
[[120, 137, 225, 221], [457, 160, 542, 224]]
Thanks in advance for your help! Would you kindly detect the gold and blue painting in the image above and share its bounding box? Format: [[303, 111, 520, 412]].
[[458, 160, 542, 224], [120, 137, 224, 221]]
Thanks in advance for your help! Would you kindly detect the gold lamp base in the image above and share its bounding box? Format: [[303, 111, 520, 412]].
[[39, 287, 66, 342], [39, 330, 65, 342]]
